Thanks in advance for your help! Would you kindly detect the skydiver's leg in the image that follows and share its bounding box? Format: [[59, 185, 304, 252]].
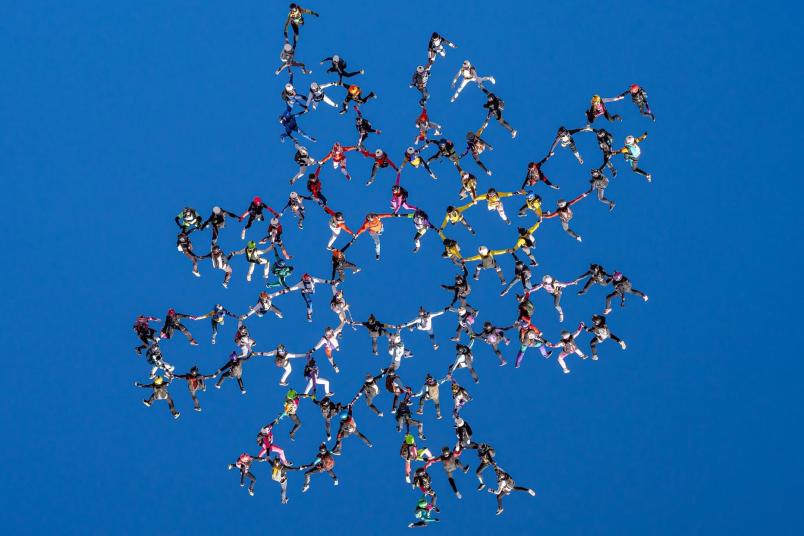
[[289, 414, 302, 439], [561, 220, 581, 241], [553, 291, 564, 322], [355, 429, 372, 446], [578, 277, 594, 295]]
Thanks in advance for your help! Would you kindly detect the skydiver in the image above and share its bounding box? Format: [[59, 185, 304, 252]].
[[542, 191, 591, 242], [604, 272, 649, 314], [191, 303, 237, 344], [587, 314, 627, 360], [228, 452, 266, 496], [134, 375, 180, 419], [450, 60, 495, 102], [547, 126, 591, 165], [173, 365, 216, 412], [200, 206, 239, 244]]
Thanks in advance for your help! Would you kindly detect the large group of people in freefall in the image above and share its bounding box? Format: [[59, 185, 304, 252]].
[[131, 3, 655, 526]]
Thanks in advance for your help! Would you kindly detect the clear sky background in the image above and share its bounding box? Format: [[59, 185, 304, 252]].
[[1, 1, 801, 534]]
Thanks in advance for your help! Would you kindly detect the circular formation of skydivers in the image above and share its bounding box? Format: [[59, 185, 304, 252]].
[[132, 3, 655, 525]]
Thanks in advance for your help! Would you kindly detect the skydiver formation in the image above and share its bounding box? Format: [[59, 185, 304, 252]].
[[132, 3, 656, 525]]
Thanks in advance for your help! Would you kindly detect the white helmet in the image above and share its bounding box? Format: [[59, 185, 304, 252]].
[[455, 417, 464, 426], [310, 82, 319, 91], [416, 65, 425, 73], [625, 135, 635, 145], [270, 217, 279, 226], [478, 245, 489, 255], [332, 54, 340, 63], [542, 274, 554, 284], [561, 330, 571, 339], [406, 146, 415, 155], [374, 149, 383, 157], [289, 191, 298, 199], [462, 60, 471, 68], [212, 206, 221, 215], [284, 83, 294, 94], [283, 43, 293, 52]]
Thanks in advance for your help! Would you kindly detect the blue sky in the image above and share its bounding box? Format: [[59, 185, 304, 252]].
[[1, 1, 801, 534]]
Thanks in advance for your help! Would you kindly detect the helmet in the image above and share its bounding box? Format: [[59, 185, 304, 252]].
[[215, 303, 223, 310], [367, 212, 377, 220], [229, 351, 239, 361], [247, 240, 256, 249], [154, 376, 164, 385], [416, 467, 425, 475], [406, 146, 415, 155], [332, 55, 340, 63], [556, 199, 567, 208], [253, 196, 262, 204], [518, 227, 528, 235], [478, 245, 489, 255], [339, 411, 349, 421], [487, 187, 497, 195], [612, 271, 623, 281], [270, 217, 279, 226], [212, 206, 221, 215], [416, 65, 425, 73], [289, 191, 298, 199], [284, 83, 294, 93], [283, 43, 293, 52], [183, 207, 193, 215], [319, 443, 328, 453], [438, 140, 447, 149], [348, 85, 360, 96], [466, 131, 475, 140], [259, 291, 269, 299], [365, 373, 375, 381], [526, 191, 536, 200], [335, 211, 344, 221], [310, 81, 319, 91], [542, 274, 554, 284], [462, 60, 470, 68], [167, 308, 176, 316], [392, 185, 401, 193], [591, 94, 601, 103], [592, 314, 605, 324], [374, 149, 383, 158], [630, 84, 640, 94], [302, 273, 312, 281], [442, 446, 451, 454], [455, 417, 464, 426], [625, 135, 635, 145], [591, 168, 601, 177], [561, 330, 571, 339], [190, 365, 199, 374], [417, 498, 428, 509], [286, 389, 297, 399], [405, 434, 415, 445]]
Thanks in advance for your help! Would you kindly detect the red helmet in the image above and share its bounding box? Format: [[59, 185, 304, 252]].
[[167, 308, 176, 316], [629, 84, 640, 94], [253, 196, 262, 205], [348, 85, 360, 96], [302, 273, 312, 281]]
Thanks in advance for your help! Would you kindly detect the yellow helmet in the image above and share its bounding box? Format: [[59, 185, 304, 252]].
[[591, 94, 601, 103], [154, 376, 164, 385]]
